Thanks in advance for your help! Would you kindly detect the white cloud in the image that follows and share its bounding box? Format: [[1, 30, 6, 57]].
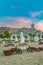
[[29, 10, 43, 18], [35, 20, 43, 32], [0, 17, 32, 28], [10, 5, 23, 9]]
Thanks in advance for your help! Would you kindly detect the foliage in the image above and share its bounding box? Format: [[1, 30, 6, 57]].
[[3, 29, 10, 38], [17, 35, 20, 39], [13, 36, 15, 38], [42, 35, 43, 38], [24, 35, 27, 38], [28, 32, 33, 37], [0, 33, 4, 38]]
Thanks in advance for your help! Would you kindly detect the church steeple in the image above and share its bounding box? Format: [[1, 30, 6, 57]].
[[31, 23, 34, 29]]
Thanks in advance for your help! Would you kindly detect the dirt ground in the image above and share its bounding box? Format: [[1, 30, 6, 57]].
[[0, 42, 43, 65]]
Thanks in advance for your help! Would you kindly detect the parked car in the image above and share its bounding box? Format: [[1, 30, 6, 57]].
[[27, 46, 39, 52], [3, 47, 22, 56]]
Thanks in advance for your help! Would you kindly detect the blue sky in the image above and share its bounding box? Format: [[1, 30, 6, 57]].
[[0, 0, 43, 17], [0, 0, 43, 31]]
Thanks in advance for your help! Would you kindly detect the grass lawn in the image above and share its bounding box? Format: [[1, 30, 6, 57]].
[[0, 42, 43, 65]]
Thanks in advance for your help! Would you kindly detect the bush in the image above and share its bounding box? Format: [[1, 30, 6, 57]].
[[42, 35, 43, 38], [17, 35, 20, 39], [3, 29, 10, 38], [28, 32, 33, 37], [24, 35, 27, 38], [13, 36, 15, 39], [0, 33, 4, 38]]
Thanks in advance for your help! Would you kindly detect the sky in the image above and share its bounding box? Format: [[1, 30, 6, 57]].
[[0, 0, 43, 31]]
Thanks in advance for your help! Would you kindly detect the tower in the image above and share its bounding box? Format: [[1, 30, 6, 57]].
[[31, 23, 34, 29]]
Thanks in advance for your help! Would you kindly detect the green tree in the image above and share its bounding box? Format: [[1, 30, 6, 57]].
[[0, 33, 4, 38], [28, 32, 33, 37], [4, 29, 10, 38], [17, 35, 20, 39], [13, 36, 15, 39]]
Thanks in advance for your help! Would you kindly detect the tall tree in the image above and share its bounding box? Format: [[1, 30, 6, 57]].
[[4, 29, 10, 38]]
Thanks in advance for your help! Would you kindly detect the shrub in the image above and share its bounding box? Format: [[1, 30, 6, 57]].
[[3, 29, 10, 38], [24, 35, 27, 38], [28, 32, 33, 37], [13, 36, 15, 39], [0, 33, 4, 38], [17, 35, 20, 39]]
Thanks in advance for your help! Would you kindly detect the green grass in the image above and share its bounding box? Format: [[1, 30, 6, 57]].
[[0, 42, 43, 65]]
